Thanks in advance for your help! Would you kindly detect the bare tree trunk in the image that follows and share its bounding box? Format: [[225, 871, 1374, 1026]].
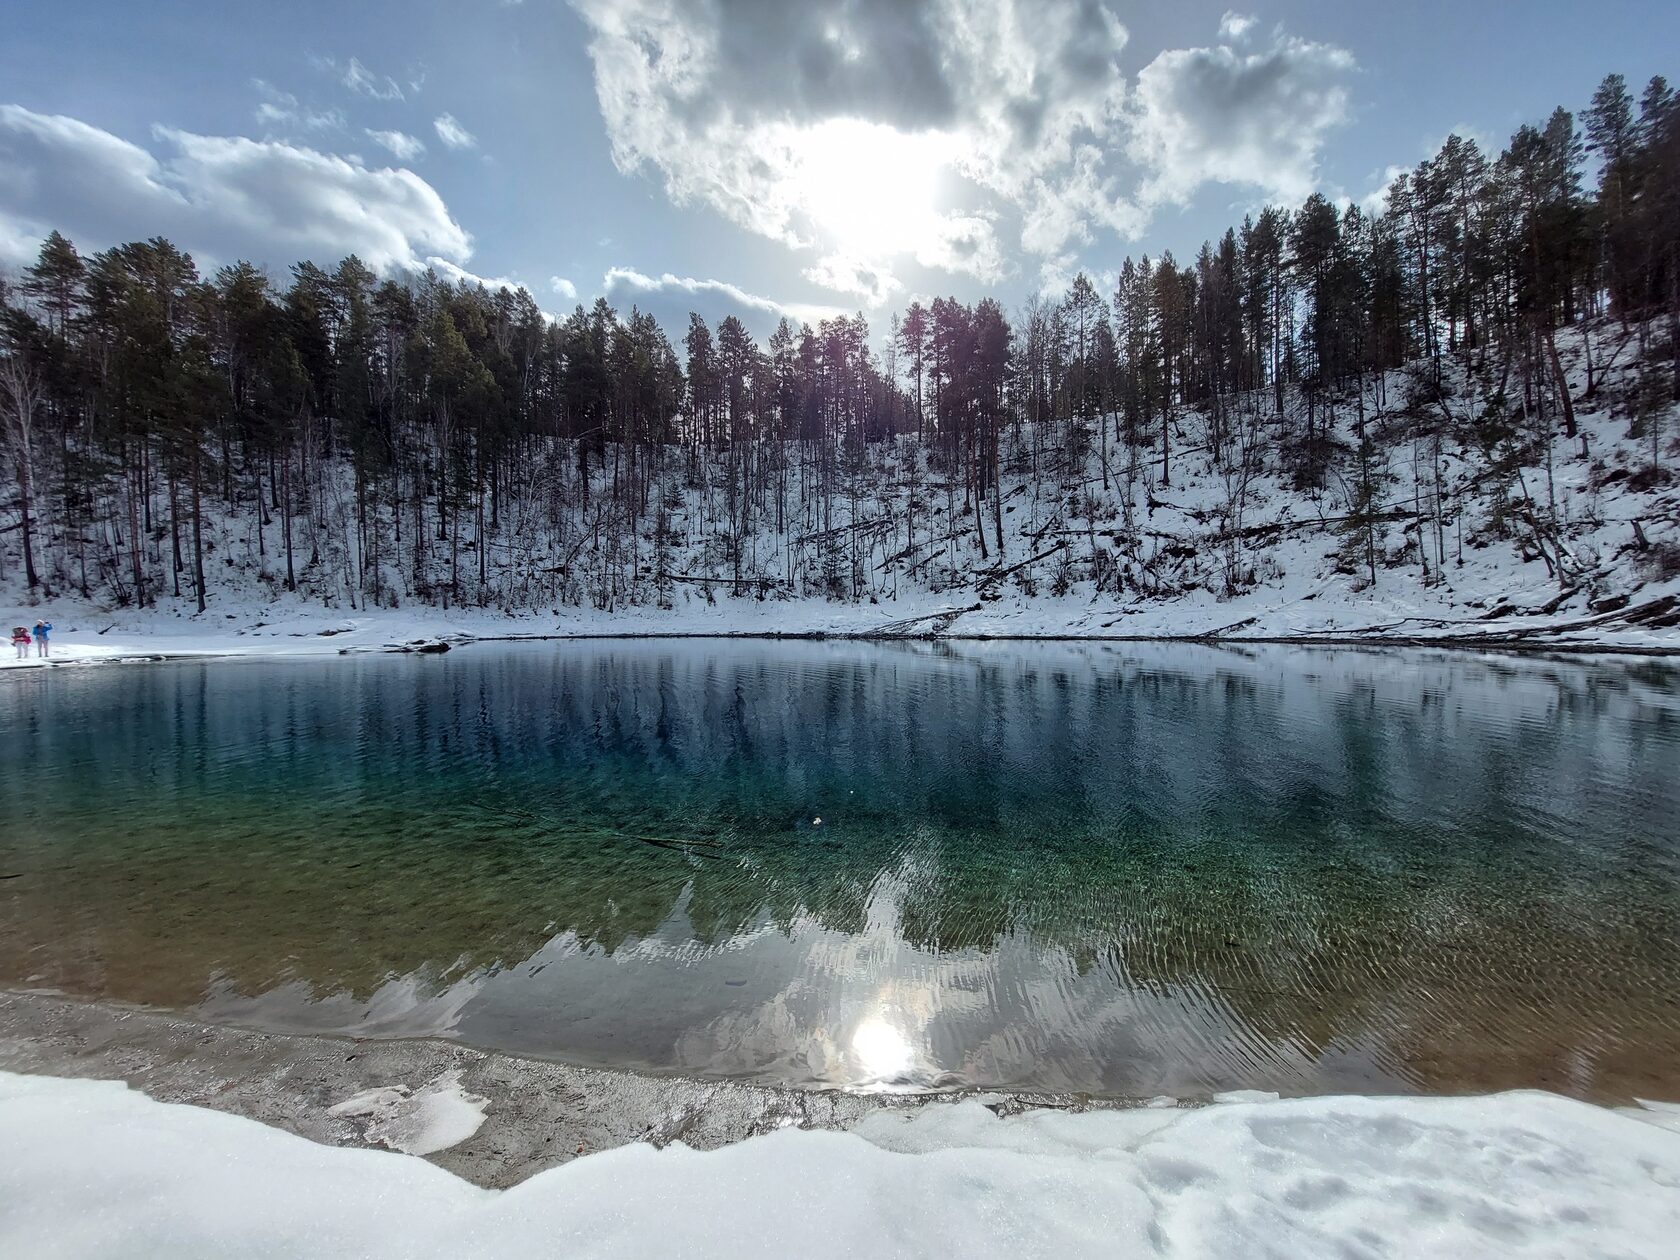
[[191, 437, 206, 614], [254, 455, 266, 563], [128, 447, 146, 605], [14, 449, 37, 589], [282, 440, 296, 591], [169, 470, 182, 598], [1670, 250, 1680, 401], [450, 480, 461, 607], [1, 354, 45, 590], [991, 422, 1005, 558], [1160, 399, 1171, 487], [476, 445, 487, 593], [1544, 328, 1576, 439]]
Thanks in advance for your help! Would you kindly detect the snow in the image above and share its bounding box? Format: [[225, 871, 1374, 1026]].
[[1622, 1099, 1680, 1137], [4, 320, 1677, 661], [3, 1071, 1679, 1258], [327, 1070, 489, 1156], [0, 559, 1674, 678]]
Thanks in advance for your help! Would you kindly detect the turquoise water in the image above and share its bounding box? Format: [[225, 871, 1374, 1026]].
[[2, 641, 1678, 1100]]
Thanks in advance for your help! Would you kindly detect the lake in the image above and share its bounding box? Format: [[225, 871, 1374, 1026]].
[[2, 640, 1678, 1101]]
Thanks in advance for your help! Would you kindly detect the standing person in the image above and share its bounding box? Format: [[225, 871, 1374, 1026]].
[[33, 620, 52, 658], [10, 626, 30, 660]]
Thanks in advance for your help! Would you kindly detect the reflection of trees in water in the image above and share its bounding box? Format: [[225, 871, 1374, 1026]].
[[2, 642, 1678, 1090]]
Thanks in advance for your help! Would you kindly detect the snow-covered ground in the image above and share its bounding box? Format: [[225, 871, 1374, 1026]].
[[5, 321, 1677, 661], [2, 1071, 1678, 1258], [3, 558, 1676, 674]]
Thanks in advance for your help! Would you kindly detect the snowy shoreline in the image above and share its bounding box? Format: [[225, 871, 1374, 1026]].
[[0, 991, 900, 1188], [4, 586, 1678, 673], [4, 990, 1680, 1257], [5, 990, 1680, 1259], [5, 1076, 1675, 1260]]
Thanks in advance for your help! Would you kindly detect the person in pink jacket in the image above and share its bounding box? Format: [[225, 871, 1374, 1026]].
[[10, 626, 31, 660]]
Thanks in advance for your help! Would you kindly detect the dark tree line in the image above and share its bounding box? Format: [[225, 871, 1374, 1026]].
[[2, 72, 1676, 611]]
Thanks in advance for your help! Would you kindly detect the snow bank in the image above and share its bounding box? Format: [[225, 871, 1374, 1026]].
[[2, 573, 1676, 677], [3, 1071, 1678, 1258]]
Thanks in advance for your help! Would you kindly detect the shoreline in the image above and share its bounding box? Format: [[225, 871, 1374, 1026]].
[[480, 629, 1680, 655], [5, 577, 1680, 670], [0, 990, 1137, 1189], [2, 625, 1676, 669]]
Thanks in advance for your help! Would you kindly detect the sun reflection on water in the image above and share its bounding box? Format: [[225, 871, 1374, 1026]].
[[850, 1016, 916, 1084]]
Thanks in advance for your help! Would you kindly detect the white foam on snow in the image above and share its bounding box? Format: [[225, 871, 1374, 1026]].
[[3, 1071, 1678, 1258]]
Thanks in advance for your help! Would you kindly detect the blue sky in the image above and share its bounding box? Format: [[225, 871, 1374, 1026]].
[[3, 1, 1675, 339]]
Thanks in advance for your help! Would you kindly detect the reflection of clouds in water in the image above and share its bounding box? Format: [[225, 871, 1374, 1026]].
[[670, 864, 989, 1087], [202, 967, 486, 1041], [206, 827, 1676, 1100], [821, 865, 971, 1089], [225, 862, 1351, 1093], [9, 641, 1676, 1100]]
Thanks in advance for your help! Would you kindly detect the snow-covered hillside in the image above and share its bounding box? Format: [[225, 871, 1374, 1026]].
[[4, 319, 1677, 653]]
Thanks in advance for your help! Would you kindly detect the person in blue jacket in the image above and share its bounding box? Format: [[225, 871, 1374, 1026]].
[[32, 620, 51, 658]]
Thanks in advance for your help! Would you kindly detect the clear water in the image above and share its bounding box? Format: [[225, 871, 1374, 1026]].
[[2, 641, 1678, 1101]]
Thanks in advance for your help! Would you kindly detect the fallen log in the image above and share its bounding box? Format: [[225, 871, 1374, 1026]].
[[870, 603, 983, 637], [973, 542, 1068, 588], [661, 572, 787, 590]]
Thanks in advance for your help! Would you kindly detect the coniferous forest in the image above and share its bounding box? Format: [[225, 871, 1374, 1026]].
[[2, 72, 1677, 622]]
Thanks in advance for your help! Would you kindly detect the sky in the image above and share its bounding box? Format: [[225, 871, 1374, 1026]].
[[2, 1, 1676, 341]]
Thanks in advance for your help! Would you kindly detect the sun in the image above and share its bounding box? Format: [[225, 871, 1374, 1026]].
[[790, 118, 951, 260]]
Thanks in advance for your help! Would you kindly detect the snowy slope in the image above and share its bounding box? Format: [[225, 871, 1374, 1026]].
[[2, 1071, 1679, 1258], [3, 318, 1677, 654]]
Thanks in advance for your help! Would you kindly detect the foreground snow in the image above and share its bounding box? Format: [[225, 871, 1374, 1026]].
[[3, 1073, 1678, 1258]]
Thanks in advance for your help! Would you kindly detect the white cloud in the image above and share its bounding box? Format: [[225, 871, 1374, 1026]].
[[803, 254, 902, 307], [1018, 143, 1146, 259], [432, 114, 476, 150], [0, 105, 471, 274], [1127, 29, 1355, 208], [365, 129, 425, 160], [341, 57, 406, 102], [419, 258, 572, 323], [424, 257, 525, 291], [1218, 11, 1257, 41], [601, 266, 846, 340], [251, 81, 345, 132], [1036, 253, 1078, 298], [571, 1, 1356, 276], [569, 0, 1130, 281], [549, 275, 578, 301], [1360, 164, 1408, 215], [0, 213, 37, 267], [917, 212, 1011, 283]]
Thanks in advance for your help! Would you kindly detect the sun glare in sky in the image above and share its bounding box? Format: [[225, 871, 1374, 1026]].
[[791, 118, 954, 260]]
